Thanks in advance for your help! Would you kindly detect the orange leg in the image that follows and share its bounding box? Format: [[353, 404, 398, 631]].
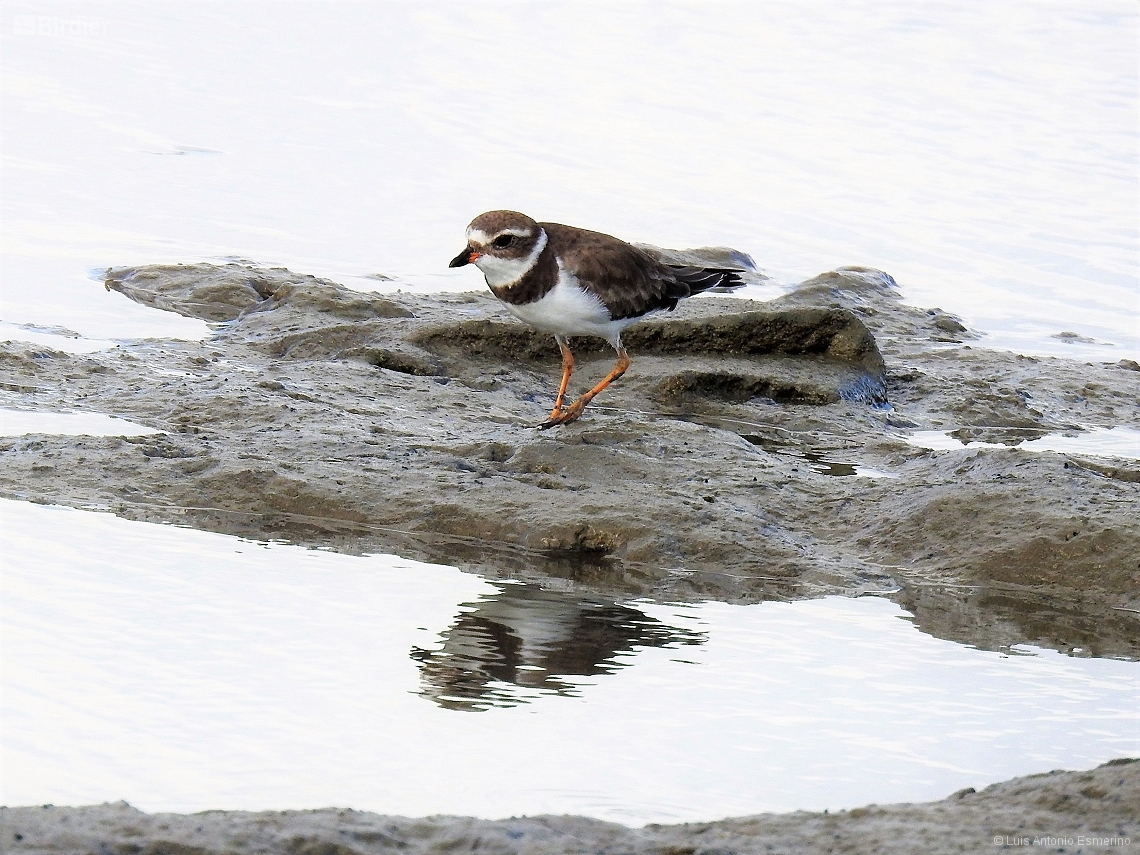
[[538, 346, 630, 430], [548, 336, 575, 420]]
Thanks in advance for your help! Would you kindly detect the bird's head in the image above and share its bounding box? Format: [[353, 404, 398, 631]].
[[449, 210, 547, 287]]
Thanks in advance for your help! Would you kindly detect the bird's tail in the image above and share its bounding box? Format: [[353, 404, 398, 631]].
[[636, 243, 762, 295], [668, 264, 747, 295]]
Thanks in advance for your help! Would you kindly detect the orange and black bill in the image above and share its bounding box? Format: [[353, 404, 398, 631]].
[[449, 248, 480, 268]]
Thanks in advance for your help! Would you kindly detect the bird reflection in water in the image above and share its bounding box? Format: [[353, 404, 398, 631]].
[[411, 583, 705, 711]]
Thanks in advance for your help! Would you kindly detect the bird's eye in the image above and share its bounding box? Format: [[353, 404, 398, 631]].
[[492, 235, 515, 249]]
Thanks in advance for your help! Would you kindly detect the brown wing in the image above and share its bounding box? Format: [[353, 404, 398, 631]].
[[542, 223, 745, 321]]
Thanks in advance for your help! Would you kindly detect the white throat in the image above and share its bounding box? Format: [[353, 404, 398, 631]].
[[474, 229, 548, 287]]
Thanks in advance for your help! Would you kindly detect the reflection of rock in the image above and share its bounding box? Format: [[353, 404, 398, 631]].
[[411, 583, 704, 711], [948, 426, 1048, 446], [892, 582, 1140, 660]]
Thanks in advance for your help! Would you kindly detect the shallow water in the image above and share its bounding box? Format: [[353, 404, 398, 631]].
[[0, 408, 160, 437], [907, 425, 1140, 459], [0, 320, 122, 354], [2, 2, 1136, 360], [2, 499, 1137, 824], [742, 433, 901, 478]]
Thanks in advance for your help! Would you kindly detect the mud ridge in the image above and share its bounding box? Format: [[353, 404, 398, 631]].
[[3, 759, 1136, 855]]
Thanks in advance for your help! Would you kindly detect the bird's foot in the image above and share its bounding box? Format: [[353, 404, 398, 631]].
[[537, 400, 587, 430]]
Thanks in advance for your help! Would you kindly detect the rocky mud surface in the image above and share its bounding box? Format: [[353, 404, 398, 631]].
[[3, 759, 1137, 855], [2, 262, 1139, 849], [1, 262, 1137, 658]]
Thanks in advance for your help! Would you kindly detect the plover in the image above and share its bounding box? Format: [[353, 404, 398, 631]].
[[449, 210, 749, 428]]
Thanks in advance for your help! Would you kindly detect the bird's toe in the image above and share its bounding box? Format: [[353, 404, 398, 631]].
[[537, 400, 586, 429]]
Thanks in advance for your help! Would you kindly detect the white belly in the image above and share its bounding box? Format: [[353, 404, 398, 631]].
[[504, 266, 638, 347]]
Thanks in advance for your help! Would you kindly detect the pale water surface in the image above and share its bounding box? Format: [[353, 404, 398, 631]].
[[0, 407, 161, 437], [907, 425, 1140, 459], [1, 2, 1137, 358], [2, 500, 1137, 824]]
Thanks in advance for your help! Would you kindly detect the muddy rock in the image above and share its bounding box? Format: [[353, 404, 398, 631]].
[[3, 759, 1136, 855], [0, 262, 1137, 659]]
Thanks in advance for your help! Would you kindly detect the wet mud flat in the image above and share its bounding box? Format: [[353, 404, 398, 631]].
[[1, 262, 1137, 659], [3, 760, 1138, 855], [1, 263, 1139, 847]]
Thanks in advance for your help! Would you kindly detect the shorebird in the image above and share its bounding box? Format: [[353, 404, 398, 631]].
[[449, 210, 748, 428]]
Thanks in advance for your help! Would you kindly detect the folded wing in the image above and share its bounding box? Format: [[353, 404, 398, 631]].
[[543, 223, 749, 321]]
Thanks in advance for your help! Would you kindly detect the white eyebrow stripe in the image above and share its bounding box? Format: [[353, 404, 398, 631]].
[[466, 226, 534, 244]]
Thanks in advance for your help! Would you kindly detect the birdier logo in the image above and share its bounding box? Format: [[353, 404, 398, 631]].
[[12, 15, 108, 38]]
